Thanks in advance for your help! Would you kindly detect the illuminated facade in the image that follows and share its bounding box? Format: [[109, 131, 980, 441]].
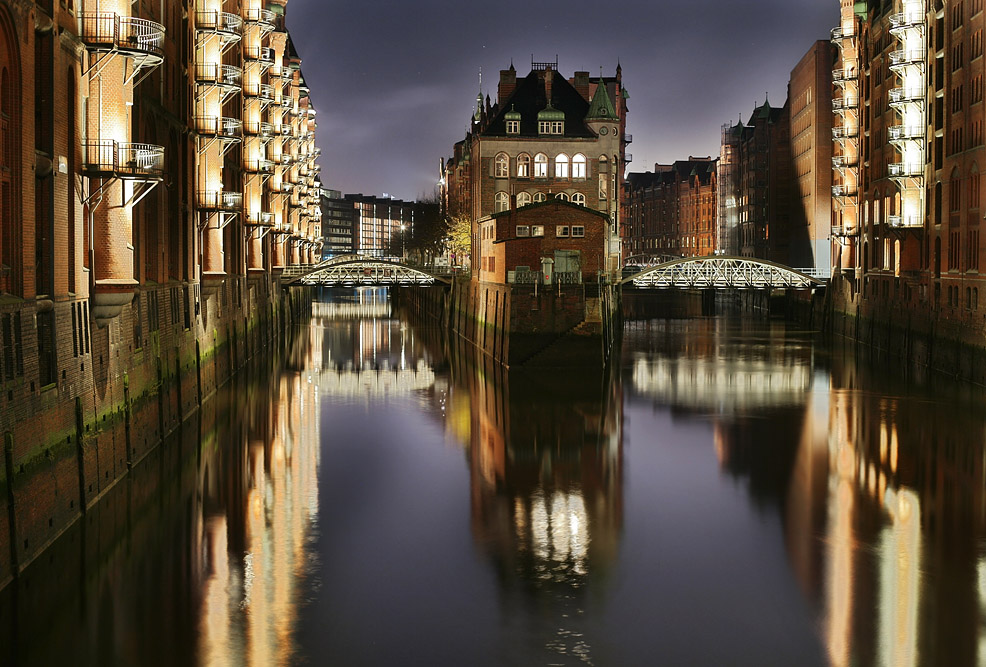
[[0, 0, 322, 584]]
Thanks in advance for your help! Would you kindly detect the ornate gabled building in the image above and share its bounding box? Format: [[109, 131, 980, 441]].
[[442, 60, 630, 277]]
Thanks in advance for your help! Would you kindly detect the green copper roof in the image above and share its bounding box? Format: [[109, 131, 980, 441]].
[[537, 102, 565, 121], [505, 104, 521, 121], [586, 79, 617, 119], [473, 90, 483, 122]]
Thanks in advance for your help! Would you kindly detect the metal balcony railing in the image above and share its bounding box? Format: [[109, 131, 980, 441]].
[[889, 49, 926, 67], [78, 13, 165, 61], [889, 87, 923, 104], [195, 116, 242, 138], [832, 66, 857, 83], [831, 25, 856, 41], [832, 184, 857, 198], [246, 211, 275, 226], [243, 8, 276, 28], [195, 63, 241, 87], [888, 162, 923, 177], [832, 155, 858, 168], [244, 158, 274, 173], [624, 153, 633, 163], [623, 133, 632, 144], [198, 190, 242, 211], [83, 140, 165, 178], [832, 96, 859, 110], [832, 126, 859, 139], [195, 10, 242, 37], [889, 11, 925, 31], [259, 84, 275, 101], [888, 124, 924, 141], [244, 120, 274, 137], [887, 214, 923, 228], [244, 45, 274, 64]]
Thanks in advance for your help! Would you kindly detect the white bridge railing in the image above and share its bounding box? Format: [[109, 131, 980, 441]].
[[625, 256, 828, 289]]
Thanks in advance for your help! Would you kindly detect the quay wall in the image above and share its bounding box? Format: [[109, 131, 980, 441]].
[[0, 278, 311, 591], [446, 278, 620, 367]]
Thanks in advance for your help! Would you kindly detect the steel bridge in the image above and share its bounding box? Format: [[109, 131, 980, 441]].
[[621, 255, 827, 289], [286, 255, 450, 287]]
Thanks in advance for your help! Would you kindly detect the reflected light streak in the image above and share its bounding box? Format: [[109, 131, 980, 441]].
[[879, 488, 921, 667]]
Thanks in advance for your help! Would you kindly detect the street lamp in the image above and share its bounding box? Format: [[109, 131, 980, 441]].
[[400, 223, 406, 260]]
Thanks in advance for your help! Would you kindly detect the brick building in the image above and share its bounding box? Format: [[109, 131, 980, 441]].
[[442, 60, 630, 279], [831, 0, 985, 313], [0, 0, 322, 585], [624, 158, 718, 260]]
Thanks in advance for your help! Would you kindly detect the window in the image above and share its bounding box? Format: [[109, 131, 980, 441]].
[[0, 46, 18, 297], [517, 153, 530, 177], [599, 173, 608, 200], [972, 166, 982, 209], [506, 119, 520, 134], [556, 225, 569, 237], [572, 226, 585, 237], [572, 153, 586, 179], [950, 168, 962, 211], [538, 120, 549, 134], [555, 192, 569, 201], [495, 191, 509, 212], [534, 153, 548, 177], [555, 153, 569, 178], [517, 192, 531, 207], [494, 153, 508, 178], [532, 225, 544, 237], [533, 192, 546, 202], [516, 225, 530, 237], [572, 192, 586, 206]]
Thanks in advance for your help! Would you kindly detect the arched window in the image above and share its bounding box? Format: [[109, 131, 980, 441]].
[[555, 192, 570, 201], [572, 192, 586, 206], [494, 191, 509, 212], [534, 153, 548, 178], [950, 167, 962, 211], [572, 153, 586, 179], [970, 164, 980, 208], [555, 153, 569, 178], [494, 152, 509, 178], [533, 192, 546, 202], [598, 154, 609, 169], [516, 153, 530, 178], [516, 191, 532, 207]]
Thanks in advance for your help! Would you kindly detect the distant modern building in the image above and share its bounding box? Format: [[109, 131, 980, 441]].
[[625, 158, 718, 260], [320, 193, 417, 258], [320, 189, 355, 257], [442, 59, 630, 277]]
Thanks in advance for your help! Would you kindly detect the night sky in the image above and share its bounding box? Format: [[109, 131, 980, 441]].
[[286, 0, 838, 202]]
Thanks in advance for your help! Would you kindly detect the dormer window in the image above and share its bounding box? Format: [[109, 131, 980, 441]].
[[506, 119, 520, 134], [537, 104, 565, 135]]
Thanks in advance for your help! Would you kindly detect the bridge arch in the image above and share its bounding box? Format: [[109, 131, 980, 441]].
[[621, 255, 826, 289], [289, 256, 449, 287]]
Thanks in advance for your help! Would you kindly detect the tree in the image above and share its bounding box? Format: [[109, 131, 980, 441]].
[[447, 214, 471, 265]]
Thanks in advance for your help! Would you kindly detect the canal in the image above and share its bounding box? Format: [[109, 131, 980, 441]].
[[3, 289, 986, 666]]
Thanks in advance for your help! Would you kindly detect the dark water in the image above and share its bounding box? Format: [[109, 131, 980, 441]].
[[4, 291, 986, 666]]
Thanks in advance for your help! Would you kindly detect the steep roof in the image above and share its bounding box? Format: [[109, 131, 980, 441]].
[[482, 69, 595, 138], [586, 78, 617, 120]]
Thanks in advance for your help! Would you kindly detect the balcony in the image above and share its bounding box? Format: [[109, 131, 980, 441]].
[[888, 124, 924, 142], [889, 11, 925, 32], [830, 224, 857, 237], [832, 66, 857, 83], [830, 25, 855, 41], [198, 190, 242, 211], [832, 125, 859, 139], [832, 155, 858, 168], [624, 153, 633, 163], [82, 140, 165, 179], [888, 162, 923, 177], [889, 49, 926, 68], [195, 10, 242, 39], [243, 7, 276, 30], [244, 158, 274, 173], [832, 96, 859, 111], [195, 63, 241, 89], [832, 184, 857, 198], [244, 45, 274, 66], [194, 116, 242, 140], [244, 120, 274, 137], [279, 124, 292, 136], [623, 133, 633, 144], [78, 13, 165, 66], [246, 211, 276, 227], [889, 87, 923, 105], [887, 214, 923, 228]]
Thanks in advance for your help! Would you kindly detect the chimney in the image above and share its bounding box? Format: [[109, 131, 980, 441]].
[[572, 71, 590, 101], [498, 67, 516, 104], [543, 65, 553, 104]]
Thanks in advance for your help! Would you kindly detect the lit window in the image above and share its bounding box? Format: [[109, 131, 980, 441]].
[[538, 120, 550, 134], [572, 226, 585, 237], [551, 121, 563, 134], [572, 153, 586, 179], [506, 119, 520, 134], [555, 192, 569, 201], [599, 173, 608, 200], [534, 153, 548, 177], [517, 192, 532, 207], [556, 225, 569, 237], [572, 192, 586, 206], [532, 225, 545, 237], [495, 191, 509, 212], [555, 153, 569, 178], [494, 153, 509, 178], [516, 225, 530, 237], [533, 192, 546, 202], [517, 153, 531, 177]]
